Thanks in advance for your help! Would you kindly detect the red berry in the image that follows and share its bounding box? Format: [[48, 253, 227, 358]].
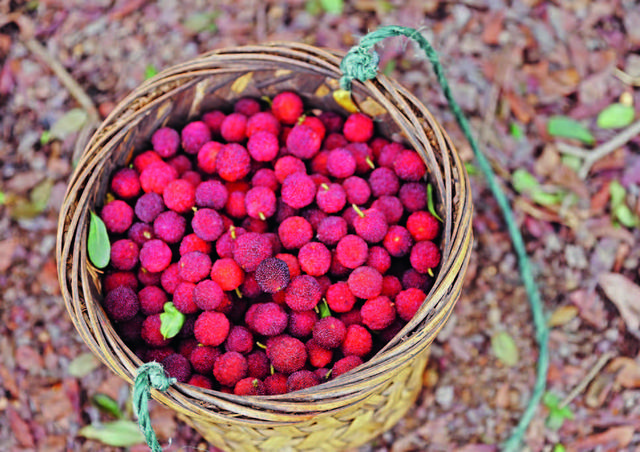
[[361, 296, 396, 330], [287, 124, 322, 159], [197, 141, 223, 174], [135, 192, 165, 224], [181, 121, 211, 154], [141, 314, 171, 347], [366, 246, 391, 275], [316, 183, 346, 213], [383, 225, 414, 257], [101, 200, 134, 234], [341, 324, 372, 357], [216, 143, 251, 182], [369, 167, 399, 197], [298, 242, 331, 276], [110, 239, 139, 271], [104, 286, 139, 322], [151, 127, 180, 158], [312, 317, 346, 349], [287, 310, 318, 338], [247, 131, 279, 162], [139, 239, 172, 273], [266, 335, 307, 373], [332, 355, 363, 378], [220, 113, 247, 142], [326, 281, 356, 313], [246, 111, 280, 137], [274, 156, 306, 183], [306, 339, 333, 368], [326, 148, 356, 179], [192, 208, 224, 242], [245, 186, 277, 220], [202, 110, 226, 136], [194, 311, 230, 346], [396, 288, 426, 321], [111, 168, 141, 199], [335, 235, 368, 269], [342, 176, 371, 205], [316, 216, 348, 246], [214, 351, 247, 387], [343, 113, 373, 143], [233, 232, 273, 272], [193, 279, 224, 311], [272, 92, 304, 125], [210, 258, 245, 291], [255, 257, 291, 293], [353, 207, 388, 244], [406, 211, 440, 241], [399, 182, 428, 212], [281, 172, 316, 209], [394, 150, 426, 181], [163, 179, 195, 213], [278, 216, 313, 250], [410, 241, 441, 273], [347, 266, 383, 299], [285, 275, 322, 312], [153, 210, 186, 244]]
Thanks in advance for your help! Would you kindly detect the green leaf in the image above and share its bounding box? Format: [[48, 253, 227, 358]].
[[597, 103, 635, 129], [532, 190, 564, 206], [542, 391, 561, 409], [40, 130, 51, 145], [609, 180, 626, 208], [88, 211, 110, 269], [68, 352, 100, 377], [0, 191, 5, 205], [183, 12, 218, 33], [319, 0, 343, 14], [561, 155, 581, 172], [509, 122, 524, 140], [78, 420, 145, 447], [160, 302, 185, 340], [427, 184, 443, 222], [92, 393, 123, 419], [464, 162, 479, 176], [613, 204, 639, 228], [547, 115, 595, 145], [30, 179, 53, 212], [144, 64, 158, 80], [305, 0, 322, 15], [491, 331, 519, 367], [382, 59, 396, 76], [553, 444, 566, 452], [546, 410, 567, 430], [512, 169, 539, 194], [50, 108, 88, 140], [318, 299, 331, 319]]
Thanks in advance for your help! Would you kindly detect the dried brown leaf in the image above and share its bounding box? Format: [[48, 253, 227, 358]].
[[8, 407, 35, 448], [608, 357, 640, 389], [231, 72, 253, 94], [548, 305, 579, 327], [569, 425, 634, 451], [598, 272, 640, 334]]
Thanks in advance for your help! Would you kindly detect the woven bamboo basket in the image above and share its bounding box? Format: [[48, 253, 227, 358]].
[[56, 42, 473, 451]]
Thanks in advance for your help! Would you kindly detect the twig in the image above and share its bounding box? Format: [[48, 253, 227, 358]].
[[558, 351, 616, 409], [22, 38, 100, 124], [614, 67, 640, 87], [555, 119, 640, 178]]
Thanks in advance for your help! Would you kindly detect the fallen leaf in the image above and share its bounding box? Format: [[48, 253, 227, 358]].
[[608, 357, 640, 388], [8, 407, 35, 448], [491, 331, 519, 367], [68, 352, 100, 378], [0, 238, 17, 273], [597, 103, 635, 129], [319, 0, 344, 14], [598, 272, 640, 334], [333, 89, 359, 113], [569, 289, 608, 330], [548, 305, 579, 327], [50, 108, 88, 141], [92, 393, 123, 419], [78, 420, 145, 447], [569, 425, 634, 451], [231, 72, 253, 94], [547, 115, 595, 145]]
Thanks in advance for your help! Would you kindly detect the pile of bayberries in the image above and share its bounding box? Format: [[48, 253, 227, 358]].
[[99, 91, 442, 395]]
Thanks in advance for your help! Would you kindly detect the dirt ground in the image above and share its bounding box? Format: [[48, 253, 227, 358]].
[[2, 0, 640, 451]]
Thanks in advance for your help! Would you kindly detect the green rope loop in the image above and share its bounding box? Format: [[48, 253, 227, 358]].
[[341, 25, 550, 452], [132, 362, 176, 452]]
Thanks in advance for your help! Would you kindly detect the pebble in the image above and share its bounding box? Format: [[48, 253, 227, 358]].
[[435, 386, 455, 410]]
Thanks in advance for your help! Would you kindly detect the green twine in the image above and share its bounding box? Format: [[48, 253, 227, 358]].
[[132, 362, 176, 452], [340, 26, 549, 452]]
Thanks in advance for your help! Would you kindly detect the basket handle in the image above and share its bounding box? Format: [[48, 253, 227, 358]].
[[132, 362, 176, 452], [339, 26, 549, 452]]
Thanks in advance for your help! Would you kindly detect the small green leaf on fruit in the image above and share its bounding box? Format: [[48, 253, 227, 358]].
[[88, 211, 110, 269], [547, 115, 595, 145], [427, 184, 443, 222], [144, 64, 158, 80], [597, 103, 635, 129], [160, 302, 185, 340], [68, 352, 100, 377], [92, 393, 123, 419], [319, 0, 344, 14], [491, 331, 519, 367], [512, 169, 539, 194], [78, 420, 145, 447], [318, 299, 331, 319], [50, 108, 88, 141]]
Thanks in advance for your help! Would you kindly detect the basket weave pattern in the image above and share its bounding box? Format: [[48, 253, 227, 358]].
[[57, 43, 473, 451]]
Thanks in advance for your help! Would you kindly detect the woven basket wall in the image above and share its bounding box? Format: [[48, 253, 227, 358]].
[[56, 42, 473, 452]]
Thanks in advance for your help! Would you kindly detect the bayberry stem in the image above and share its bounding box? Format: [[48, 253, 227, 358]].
[[351, 204, 365, 218]]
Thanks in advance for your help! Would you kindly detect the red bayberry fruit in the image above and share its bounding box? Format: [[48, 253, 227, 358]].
[[255, 257, 291, 293], [343, 113, 373, 143], [272, 92, 304, 125]]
